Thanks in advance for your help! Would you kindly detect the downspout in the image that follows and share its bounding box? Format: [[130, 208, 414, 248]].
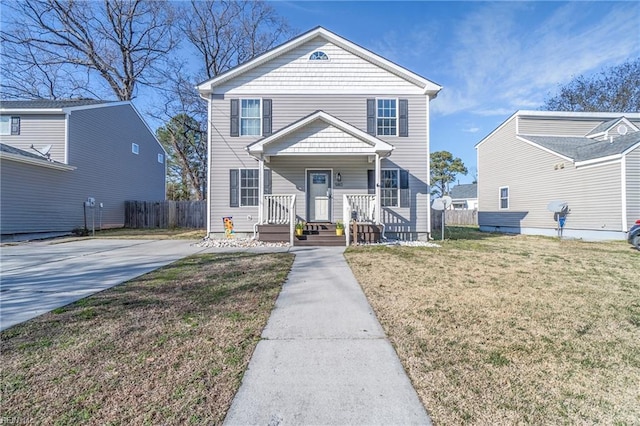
[[205, 94, 213, 236], [425, 93, 431, 240]]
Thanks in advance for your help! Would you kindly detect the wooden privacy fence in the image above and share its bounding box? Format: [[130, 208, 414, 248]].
[[432, 209, 478, 229], [125, 200, 206, 229]]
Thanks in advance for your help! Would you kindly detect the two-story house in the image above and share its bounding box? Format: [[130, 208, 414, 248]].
[[0, 100, 166, 239], [476, 110, 640, 240], [197, 27, 441, 245]]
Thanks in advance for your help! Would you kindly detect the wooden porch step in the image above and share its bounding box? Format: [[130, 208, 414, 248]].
[[295, 234, 345, 247]]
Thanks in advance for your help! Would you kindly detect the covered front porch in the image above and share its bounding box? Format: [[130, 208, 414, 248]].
[[246, 111, 394, 246]]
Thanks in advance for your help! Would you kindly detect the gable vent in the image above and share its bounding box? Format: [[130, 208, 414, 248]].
[[309, 51, 329, 61]]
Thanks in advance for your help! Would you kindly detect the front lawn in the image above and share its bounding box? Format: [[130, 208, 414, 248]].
[[346, 228, 640, 425], [1, 252, 294, 425]]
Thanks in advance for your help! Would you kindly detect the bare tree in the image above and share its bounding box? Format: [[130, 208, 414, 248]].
[[1, 0, 176, 100], [149, 0, 292, 200], [185, 0, 291, 80], [543, 58, 640, 113]]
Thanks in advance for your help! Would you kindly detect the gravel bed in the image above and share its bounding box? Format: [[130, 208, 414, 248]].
[[195, 238, 289, 248], [357, 239, 440, 248]]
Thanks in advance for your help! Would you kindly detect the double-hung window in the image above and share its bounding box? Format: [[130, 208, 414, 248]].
[[240, 169, 259, 206], [377, 99, 397, 136], [0, 116, 20, 135], [499, 186, 509, 209], [240, 99, 261, 136], [381, 169, 399, 207]]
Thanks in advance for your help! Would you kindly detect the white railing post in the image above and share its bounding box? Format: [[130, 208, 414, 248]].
[[343, 194, 350, 246], [290, 194, 296, 246]]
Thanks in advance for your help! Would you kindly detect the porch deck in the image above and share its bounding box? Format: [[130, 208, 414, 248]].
[[257, 223, 382, 246]]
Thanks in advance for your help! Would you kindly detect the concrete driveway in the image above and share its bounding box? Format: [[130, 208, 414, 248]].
[[0, 238, 211, 331]]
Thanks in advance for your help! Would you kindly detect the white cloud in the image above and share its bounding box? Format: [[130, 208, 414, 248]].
[[462, 126, 480, 133], [430, 2, 640, 116]]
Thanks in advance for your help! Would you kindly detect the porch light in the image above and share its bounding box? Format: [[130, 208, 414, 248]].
[[336, 172, 342, 183]]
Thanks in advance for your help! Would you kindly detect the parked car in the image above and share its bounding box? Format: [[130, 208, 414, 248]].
[[628, 219, 640, 250]]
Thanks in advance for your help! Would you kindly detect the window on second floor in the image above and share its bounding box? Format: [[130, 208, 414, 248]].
[[132, 143, 139, 154], [367, 98, 408, 137], [377, 99, 397, 136], [240, 99, 261, 136], [0, 116, 20, 135]]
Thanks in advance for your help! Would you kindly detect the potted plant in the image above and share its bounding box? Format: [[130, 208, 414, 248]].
[[335, 221, 344, 236], [295, 221, 305, 237]]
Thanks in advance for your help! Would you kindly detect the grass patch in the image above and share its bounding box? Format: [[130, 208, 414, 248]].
[[1, 252, 293, 424], [345, 228, 640, 425]]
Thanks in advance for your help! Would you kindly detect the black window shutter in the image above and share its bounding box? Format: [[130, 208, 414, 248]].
[[399, 99, 408, 137], [367, 169, 375, 194], [366, 99, 376, 135], [11, 117, 20, 135], [264, 168, 272, 195], [229, 169, 239, 207], [262, 99, 272, 136], [230, 99, 239, 137], [400, 169, 410, 208]]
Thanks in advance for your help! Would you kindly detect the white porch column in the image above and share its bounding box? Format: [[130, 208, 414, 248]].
[[258, 156, 264, 224], [375, 153, 381, 224]]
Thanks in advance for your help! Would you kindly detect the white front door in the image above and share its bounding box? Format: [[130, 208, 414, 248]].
[[307, 170, 331, 222]]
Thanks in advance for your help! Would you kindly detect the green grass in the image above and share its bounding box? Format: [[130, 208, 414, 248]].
[[346, 228, 640, 425]]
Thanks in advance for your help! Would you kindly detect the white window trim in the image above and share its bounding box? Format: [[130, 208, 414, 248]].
[[240, 168, 259, 207], [499, 186, 509, 210], [376, 98, 399, 137], [157, 153, 164, 163], [239, 98, 262, 137], [309, 51, 330, 61], [381, 168, 400, 208], [131, 143, 139, 155]]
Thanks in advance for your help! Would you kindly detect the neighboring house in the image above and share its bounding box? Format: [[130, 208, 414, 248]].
[[476, 110, 640, 240], [196, 27, 441, 243], [0, 100, 166, 238], [449, 183, 478, 210]]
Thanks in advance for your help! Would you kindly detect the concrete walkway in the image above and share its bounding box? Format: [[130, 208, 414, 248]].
[[224, 246, 431, 425]]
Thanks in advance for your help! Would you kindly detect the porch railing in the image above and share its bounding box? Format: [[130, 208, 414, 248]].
[[262, 194, 296, 245], [343, 194, 377, 246], [263, 195, 295, 224]]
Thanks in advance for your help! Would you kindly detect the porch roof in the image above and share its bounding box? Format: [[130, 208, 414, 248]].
[[246, 110, 395, 160]]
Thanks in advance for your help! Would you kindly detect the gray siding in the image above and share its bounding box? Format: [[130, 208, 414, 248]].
[[518, 116, 607, 137], [0, 114, 66, 162], [209, 93, 430, 235], [626, 146, 640, 230], [216, 39, 419, 95], [1, 159, 77, 233], [478, 119, 624, 233], [0, 104, 165, 235]]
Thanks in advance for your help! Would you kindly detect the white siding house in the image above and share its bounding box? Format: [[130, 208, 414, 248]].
[[0, 100, 166, 238], [476, 111, 640, 240], [197, 27, 441, 244]]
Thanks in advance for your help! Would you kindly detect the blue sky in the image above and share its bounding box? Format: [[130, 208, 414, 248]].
[[269, 1, 640, 184]]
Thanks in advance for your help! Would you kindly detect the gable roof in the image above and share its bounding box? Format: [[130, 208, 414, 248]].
[[197, 26, 441, 96], [521, 132, 640, 162], [585, 117, 639, 138], [450, 183, 477, 200], [246, 110, 394, 158], [0, 99, 114, 110], [476, 110, 640, 149]]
